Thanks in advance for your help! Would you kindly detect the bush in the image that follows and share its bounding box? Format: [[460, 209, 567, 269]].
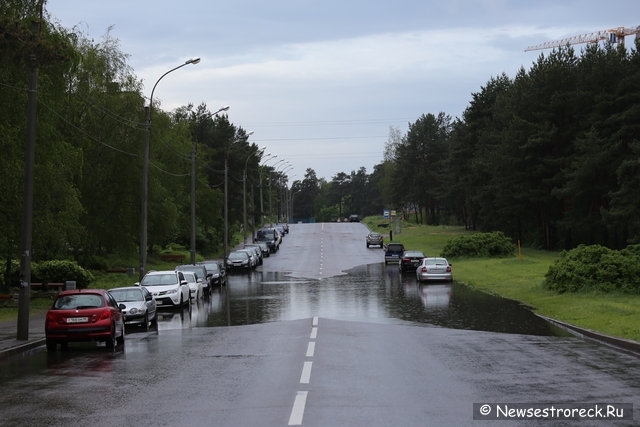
[[544, 244, 640, 294], [32, 260, 95, 289], [440, 231, 516, 259]]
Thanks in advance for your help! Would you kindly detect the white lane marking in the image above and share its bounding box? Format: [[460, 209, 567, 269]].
[[300, 361, 313, 383], [306, 341, 316, 357], [288, 391, 308, 425], [312, 317, 318, 326], [310, 327, 317, 339]]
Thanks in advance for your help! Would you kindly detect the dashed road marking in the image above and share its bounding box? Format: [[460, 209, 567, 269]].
[[300, 361, 312, 383], [288, 391, 308, 425], [306, 341, 315, 357], [310, 327, 317, 339]]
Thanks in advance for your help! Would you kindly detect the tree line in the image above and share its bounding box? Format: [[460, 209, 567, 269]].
[[3, 2, 640, 292], [292, 39, 640, 251]]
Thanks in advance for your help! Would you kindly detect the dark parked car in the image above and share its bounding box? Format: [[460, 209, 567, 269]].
[[384, 242, 405, 264], [245, 243, 268, 260], [277, 223, 289, 234], [197, 259, 227, 286], [255, 228, 281, 253], [399, 250, 426, 273], [226, 250, 252, 271], [45, 289, 125, 351], [349, 214, 360, 222]]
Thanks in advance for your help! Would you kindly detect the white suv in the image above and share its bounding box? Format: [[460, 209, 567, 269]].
[[138, 270, 190, 308]]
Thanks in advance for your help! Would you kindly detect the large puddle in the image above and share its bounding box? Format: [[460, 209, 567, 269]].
[[184, 263, 571, 337]]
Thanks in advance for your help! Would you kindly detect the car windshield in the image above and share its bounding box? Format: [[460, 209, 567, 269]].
[[199, 262, 219, 272], [141, 273, 178, 286], [370, 233, 381, 238], [176, 265, 204, 275], [257, 230, 275, 240], [53, 294, 104, 310], [387, 245, 403, 251], [426, 258, 448, 265], [229, 252, 248, 260], [110, 289, 143, 303]]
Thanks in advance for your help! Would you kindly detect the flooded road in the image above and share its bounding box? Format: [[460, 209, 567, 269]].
[[192, 264, 570, 338], [1, 223, 638, 426]]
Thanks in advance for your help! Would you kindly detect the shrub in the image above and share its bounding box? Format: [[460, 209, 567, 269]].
[[32, 260, 94, 289], [440, 231, 516, 259], [544, 244, 640, 294]]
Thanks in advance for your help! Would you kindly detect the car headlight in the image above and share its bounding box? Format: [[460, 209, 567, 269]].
[[167, 288, 178, 295], [129, 308, 139, 315]]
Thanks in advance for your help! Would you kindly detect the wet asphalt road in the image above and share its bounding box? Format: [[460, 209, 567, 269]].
[[0, 223, 639, 426]]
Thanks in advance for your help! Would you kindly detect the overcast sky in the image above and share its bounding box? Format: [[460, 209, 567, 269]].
[[46, 0, 640, 183]]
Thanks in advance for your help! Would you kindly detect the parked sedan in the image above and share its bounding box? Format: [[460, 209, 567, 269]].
[[138, 270, 191, 308], [109, 286, 157, 330], [237, 248, 259, 268], [226, 250, 252, 271], [243, 245, 263, 265], [416, 257, 453, 282], [175, 264, 210, 294], [197, 259, 227, 286], [366, 232, 384, 248], [399, 250, 426, 273], [45, 289, 125, 351]]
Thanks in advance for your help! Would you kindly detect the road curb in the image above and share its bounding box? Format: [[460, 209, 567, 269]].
[[537, 314, 640, 355], [0, 338, 46, 360]]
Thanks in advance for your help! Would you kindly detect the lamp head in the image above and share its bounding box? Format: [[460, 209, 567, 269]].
[[186, 58, 201, 65]]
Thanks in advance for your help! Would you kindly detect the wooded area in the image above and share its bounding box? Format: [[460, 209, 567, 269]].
[[3, 1, 640, 291]]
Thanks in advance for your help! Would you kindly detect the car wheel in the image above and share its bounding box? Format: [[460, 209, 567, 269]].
[[151, 310, 158, 325], [116, 325, 125, 346], [46, 339, 57, 352], [366, 243, 369, 248], [105, 325, 115, 349], [142, 313, 149, 331]]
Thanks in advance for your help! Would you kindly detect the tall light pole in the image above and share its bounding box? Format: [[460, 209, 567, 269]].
[[269, 160, 288, 226], [291, 188, 302, 224], [241, 136, 259, 243], [259, 155, 276, 228], [191, 105, 230, 265], [279, 166, 294, 222], [140, 58, 200, 281]]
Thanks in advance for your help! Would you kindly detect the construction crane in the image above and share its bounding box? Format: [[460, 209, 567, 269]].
[[525, 26, 640, 52]]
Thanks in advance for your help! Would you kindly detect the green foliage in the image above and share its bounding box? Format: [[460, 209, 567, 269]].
[[544, 244, 640, 294], [440, 231, 516, 258], [32, 260, 94, 289]]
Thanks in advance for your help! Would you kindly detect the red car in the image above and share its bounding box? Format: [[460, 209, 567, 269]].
[[45, 289, 126, 351]]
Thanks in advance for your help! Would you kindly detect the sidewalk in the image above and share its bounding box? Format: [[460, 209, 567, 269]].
[[0, 313, 46, 360]]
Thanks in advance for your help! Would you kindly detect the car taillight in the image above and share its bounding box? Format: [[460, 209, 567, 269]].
[[446, 266, 451, 272], [46, 312, 57, 324], [97, 309, 112, 321], [421, 267, 427, 272], [402, 257, 410, 261]]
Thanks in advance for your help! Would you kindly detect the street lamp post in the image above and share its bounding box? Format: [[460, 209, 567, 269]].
[[140, 58, 200, 282], [279, 166, 294, 222], [241, 137, 260, 245], [191, 106, 230, 265], [259, 155, 277, 228], [269, 160, 288, 226]]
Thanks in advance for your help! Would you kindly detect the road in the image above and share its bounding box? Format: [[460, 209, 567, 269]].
[[0, 223, 638, 426]]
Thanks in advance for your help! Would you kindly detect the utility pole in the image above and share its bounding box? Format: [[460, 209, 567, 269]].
[[17, 20, 40, 340]]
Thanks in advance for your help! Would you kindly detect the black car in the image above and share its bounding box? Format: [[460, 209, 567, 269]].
[[245, 243, 269, 259], [384, 242, 405, 264], [349, 214, 360, 222], [197, 259, 227, 287], [255, 228, 280, 253], [399, 250, 426, 273]]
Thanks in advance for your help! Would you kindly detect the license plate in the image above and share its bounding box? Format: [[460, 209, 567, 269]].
[[66, 317, 88, 323], [156, 301, 163, 305], [431, 269, 443, 273]]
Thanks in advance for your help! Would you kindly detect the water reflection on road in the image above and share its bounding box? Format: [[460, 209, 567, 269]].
[[156, 263, 570, 337]]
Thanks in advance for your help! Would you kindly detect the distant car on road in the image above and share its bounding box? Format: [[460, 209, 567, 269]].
[[416, 257, 453, 282], [399, 250, 425, 273], [45, 289, 125, 351], [349, 214, 360, 222], [255, 228, 281, 253], [182, 271, 203, 301], [175, 264, 210, 294], [384, 242, 405, 264], [197, 259, 227, 286], [366, 232, 384, 248], [109, 286, 157, 331]]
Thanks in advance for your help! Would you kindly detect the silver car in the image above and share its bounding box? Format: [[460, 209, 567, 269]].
[[415, 257, 453, 282], [109, 286, 157, 330]]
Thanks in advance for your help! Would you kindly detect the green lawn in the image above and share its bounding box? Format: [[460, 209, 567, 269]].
[[365, 218, 640, 342]]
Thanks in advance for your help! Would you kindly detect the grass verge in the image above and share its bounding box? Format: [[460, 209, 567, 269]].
[[364, 217, 640, 342]]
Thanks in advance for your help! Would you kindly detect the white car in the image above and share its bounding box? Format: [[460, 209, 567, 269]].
[[183, 271, 203, 302], [138, 270, 190, 308]]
